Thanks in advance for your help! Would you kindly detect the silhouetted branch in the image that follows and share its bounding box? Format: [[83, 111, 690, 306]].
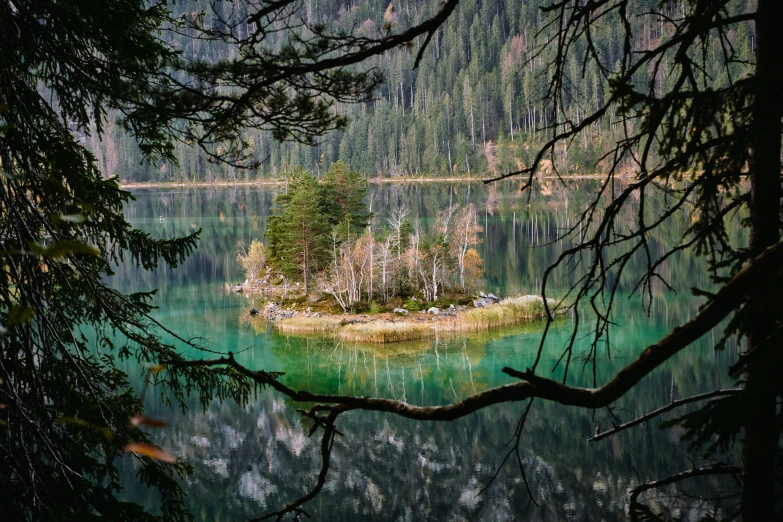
[[137, 0, 462, 167], [629, 463, 741, 522], [479, 398, 538, 506], [589, 389, 741, 442], [167, 241, 783, 422], [252, 410, 343, 521], [163, 236, 772, 519]]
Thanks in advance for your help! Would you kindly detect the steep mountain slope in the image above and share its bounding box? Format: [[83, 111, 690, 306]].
[[95, 0, 753, 182]]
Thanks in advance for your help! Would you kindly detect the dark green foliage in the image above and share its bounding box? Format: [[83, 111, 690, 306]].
[[402, 297, 422, 312], [0, 0, 406, 519], [0, 2, 223, 519], [267, 173, 332, 290], [319, 161, 371, 232], [661, 395, 745, 457], [267, 164, 371, 289]]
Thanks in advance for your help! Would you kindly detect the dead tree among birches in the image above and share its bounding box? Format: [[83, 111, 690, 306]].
[[317, 202, 484, 310], [450, 204, 483, 292]]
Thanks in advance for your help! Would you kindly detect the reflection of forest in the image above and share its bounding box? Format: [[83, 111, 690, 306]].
[[118, 180, 732, 297], [135, 334, 739, 521], [115, 182, 743, 520]]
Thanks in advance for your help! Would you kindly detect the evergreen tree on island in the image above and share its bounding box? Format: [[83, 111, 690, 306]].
[[266, 163, 370, 292], [267, 173, 331, 292]]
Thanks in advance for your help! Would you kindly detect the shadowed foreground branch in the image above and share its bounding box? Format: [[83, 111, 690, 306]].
[[163, 241, 783, 519], [589, 388, 742, 442], [167, 240, 783, 420]]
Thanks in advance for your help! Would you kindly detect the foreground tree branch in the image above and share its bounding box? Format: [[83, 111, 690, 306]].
[[131, 0, 462, 166], [589, 389, 741, 442], [162, 240, 782, 521], [251, 410, 342, 522], [629, 464, 742, 522], [167, 241, 783, 422]]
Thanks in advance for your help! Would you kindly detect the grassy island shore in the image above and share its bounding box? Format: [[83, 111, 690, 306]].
[[258, 295, 562, 344]]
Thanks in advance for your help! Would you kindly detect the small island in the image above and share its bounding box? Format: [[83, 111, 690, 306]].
[[231, 162, 561, 343]]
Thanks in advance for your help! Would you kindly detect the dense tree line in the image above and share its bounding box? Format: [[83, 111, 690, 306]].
[[101, 0, 755, 182]]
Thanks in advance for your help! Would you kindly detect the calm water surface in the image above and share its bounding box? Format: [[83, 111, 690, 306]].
[[114, 181, 741, 521]]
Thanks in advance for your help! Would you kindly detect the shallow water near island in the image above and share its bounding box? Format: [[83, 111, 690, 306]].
[[112, 180, 743, 521]]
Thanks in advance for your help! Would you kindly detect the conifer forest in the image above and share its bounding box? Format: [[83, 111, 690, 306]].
[[95, 0, 755, 183], [1, 1, 781, 522]]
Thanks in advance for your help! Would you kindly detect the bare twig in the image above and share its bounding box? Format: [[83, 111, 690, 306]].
[[251, 409, 344, 521], [629, 463, 741, 521], [589, 388, 741, 442]]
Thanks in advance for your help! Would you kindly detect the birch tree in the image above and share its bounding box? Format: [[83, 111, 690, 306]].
[[449, 203, 482, 291]]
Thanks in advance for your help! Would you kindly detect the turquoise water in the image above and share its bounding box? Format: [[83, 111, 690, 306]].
[[115, 182, 740, 521]]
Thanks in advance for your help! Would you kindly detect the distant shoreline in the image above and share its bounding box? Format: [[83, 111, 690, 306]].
[[118, 174, 616, 190]]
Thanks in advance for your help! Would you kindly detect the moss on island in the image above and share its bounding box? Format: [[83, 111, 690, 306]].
[[250, 295, 563, 344]]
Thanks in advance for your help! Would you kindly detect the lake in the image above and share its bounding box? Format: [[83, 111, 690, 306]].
[[114, 180, 740, 521]]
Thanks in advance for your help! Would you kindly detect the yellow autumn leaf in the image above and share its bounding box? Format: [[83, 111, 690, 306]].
[[57, 416, 113, 439]]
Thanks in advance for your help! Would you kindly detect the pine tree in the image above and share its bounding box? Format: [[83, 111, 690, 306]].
[[0, 2, 220, 519], [267, 174, 331, 291], [319, 161, 371, 232]]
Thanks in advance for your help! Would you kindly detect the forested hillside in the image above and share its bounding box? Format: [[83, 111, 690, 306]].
[[95, 0, 754, 182]]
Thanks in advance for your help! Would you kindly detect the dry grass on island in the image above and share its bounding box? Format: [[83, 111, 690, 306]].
[[267, 295, 563, 344]]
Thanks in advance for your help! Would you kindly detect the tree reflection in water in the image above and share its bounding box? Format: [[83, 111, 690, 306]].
[[117, 183, 740, 521]]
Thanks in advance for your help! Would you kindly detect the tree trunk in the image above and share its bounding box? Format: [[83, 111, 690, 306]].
[[369, 236, 374, 304], [470, 106, 475, 148], [447, 139, 452, 173], [742, 1, 782, 520], [432, 255, 439, 302], [459, 244, 466, 292], [303, 222, 310, 293]]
